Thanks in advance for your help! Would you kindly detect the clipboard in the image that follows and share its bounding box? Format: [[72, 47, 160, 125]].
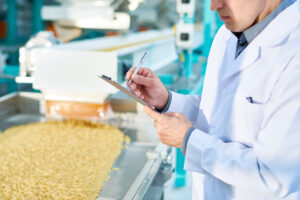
[[97, 74, 147, 106]]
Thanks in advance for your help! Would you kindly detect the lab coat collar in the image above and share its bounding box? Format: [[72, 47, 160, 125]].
[[257, 0, 300, 48], [221, 0, 300, 82]]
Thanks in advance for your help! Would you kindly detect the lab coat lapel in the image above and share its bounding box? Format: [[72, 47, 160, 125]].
[[221, 41, 261, 82], [221, 0, 300, 82]]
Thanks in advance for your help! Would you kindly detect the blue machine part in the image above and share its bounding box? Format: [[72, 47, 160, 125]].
[[32, 0, 44, 34], [158, 74, 174, 86], [182, 50, 194, 78], [6, 0, 17, 46], [175, 146, 187, 187], [5, 0, 44, 45], [174, 88, 190, 187], [182, 13, 195, 24], [0, 0, 44, 96], [1, 65, 19, 95], [201, 0, 223, 77]]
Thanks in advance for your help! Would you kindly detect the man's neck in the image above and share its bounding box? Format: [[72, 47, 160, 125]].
[[255, 0, 282, 24]]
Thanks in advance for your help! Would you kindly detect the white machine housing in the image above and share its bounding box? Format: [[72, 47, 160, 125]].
[[176, 0, 196, 50], [176, 0, 196, 15], [176, 21, 195, 49], [20, 29, 178, 103]]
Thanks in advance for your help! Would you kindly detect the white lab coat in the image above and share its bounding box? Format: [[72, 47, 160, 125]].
[[166, 1, 300, 199]]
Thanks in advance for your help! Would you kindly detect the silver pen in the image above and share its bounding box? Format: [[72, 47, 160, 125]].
[[128, 50, 150, 84]]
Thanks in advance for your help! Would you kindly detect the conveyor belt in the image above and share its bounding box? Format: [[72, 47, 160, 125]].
[[0, 92, 170, 200]]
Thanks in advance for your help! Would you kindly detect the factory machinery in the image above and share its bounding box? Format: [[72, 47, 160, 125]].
[[0, 1, 181, 199], [0, 0, 223, 199], [1, 27, 178, 199]]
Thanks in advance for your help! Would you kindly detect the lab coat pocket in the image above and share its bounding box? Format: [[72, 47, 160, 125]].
[[231, 95, 267, 144], [242, 97, 266, 138]]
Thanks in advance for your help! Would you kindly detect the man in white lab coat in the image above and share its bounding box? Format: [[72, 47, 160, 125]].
[[127, 0, 300, 199]]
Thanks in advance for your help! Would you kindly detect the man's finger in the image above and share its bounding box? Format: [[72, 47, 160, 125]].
[[126, 67, 136, 82], [132, 74, 153, 87], [144, 106, 164, 121], [137, 67, 153, 78], [129, 82, 137, 90]]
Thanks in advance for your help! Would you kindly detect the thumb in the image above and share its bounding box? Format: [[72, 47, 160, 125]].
[[132, 74, 153, 87], [144, 106, 163, 120], [163, 112, 176, 117]]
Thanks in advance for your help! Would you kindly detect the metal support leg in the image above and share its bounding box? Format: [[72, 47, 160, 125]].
[[183, 50, 193, 78], [174, 148, 186, 187], [174, 51, 194, 187]]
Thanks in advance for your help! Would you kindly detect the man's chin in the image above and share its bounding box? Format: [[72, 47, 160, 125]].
[[224, 23, 243, 32]]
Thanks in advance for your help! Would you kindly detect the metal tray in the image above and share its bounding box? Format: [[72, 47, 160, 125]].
[[0, 92, 171, 200]]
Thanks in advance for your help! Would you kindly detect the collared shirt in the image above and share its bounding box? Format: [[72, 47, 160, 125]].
[[234, 0, 296, 58]]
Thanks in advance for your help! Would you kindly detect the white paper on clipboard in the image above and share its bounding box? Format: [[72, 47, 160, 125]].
[[97, 74, 147, 106]]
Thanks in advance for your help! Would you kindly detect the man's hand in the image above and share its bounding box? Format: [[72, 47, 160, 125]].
[[144, 106, 192, 148], [126, 67, 169, 110]]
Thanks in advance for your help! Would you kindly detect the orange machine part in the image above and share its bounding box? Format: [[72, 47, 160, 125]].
[[0, 21, 6, 39], [46, 23, 58, 37], [46, 100, 111, 120]]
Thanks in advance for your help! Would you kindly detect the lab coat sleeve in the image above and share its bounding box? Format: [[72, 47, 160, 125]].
[[184, 53, 300, 198], [164, 91, 204, 128]]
